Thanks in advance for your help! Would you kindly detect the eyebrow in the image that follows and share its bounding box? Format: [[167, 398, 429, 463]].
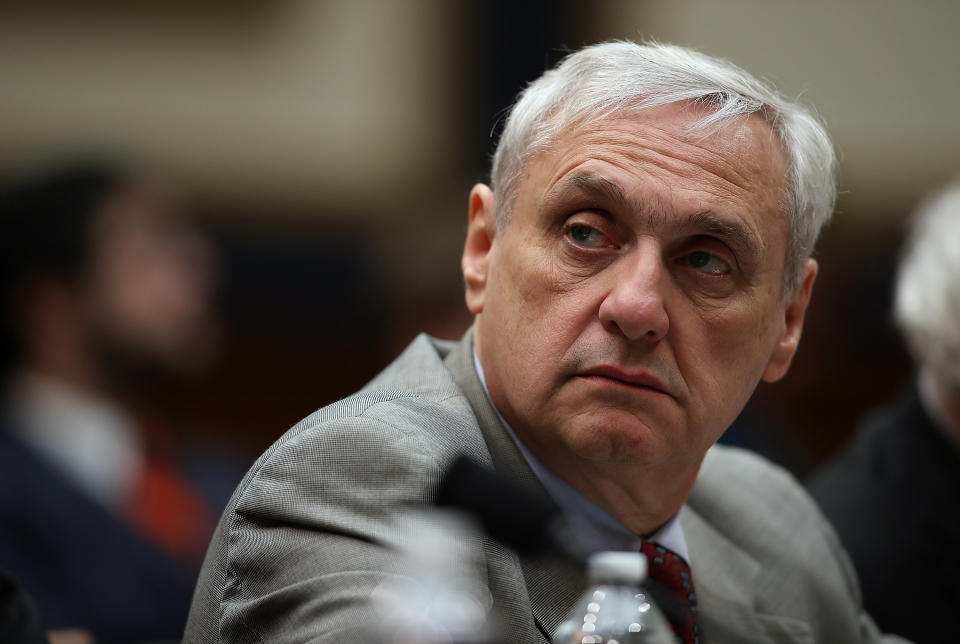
[[540, 171, 630, 214], [540, 170, 764, 267], [681, 211, 762, 265]]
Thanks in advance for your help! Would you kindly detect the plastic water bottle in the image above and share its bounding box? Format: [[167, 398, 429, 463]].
[[552, 551, 675, 644], [367, 510, 502, 644]]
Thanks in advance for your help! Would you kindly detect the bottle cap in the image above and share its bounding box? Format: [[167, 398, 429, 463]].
[[587, 551, 647, 583]]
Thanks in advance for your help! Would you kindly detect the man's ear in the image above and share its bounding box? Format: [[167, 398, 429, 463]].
[[462, 183, 497, 314], [762, 258, 818, 383]]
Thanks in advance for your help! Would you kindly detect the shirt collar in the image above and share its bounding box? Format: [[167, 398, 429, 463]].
[[472, 348, 689, 563], [3, 370, 143, 513]]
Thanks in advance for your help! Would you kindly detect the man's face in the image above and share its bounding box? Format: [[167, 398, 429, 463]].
[[463, 102, 816, 478], [84, 180, 221, 386]]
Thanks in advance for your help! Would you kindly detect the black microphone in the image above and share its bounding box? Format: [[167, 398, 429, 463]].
[[435, 454, 702, 634], [435, 454, 588, 563]]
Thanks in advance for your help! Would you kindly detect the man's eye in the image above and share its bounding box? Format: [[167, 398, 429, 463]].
[[685, 250, 730, 275], [568, 224, 607, 248]]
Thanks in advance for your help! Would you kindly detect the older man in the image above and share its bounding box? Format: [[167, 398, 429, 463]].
[[186, 42, 899, 643], [809, 181, 960, 643]]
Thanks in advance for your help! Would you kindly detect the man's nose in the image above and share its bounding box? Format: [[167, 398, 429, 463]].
[[597, 248, 669, 342]]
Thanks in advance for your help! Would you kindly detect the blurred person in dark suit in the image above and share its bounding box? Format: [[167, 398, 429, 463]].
[[809, 181, 960, 643], [0, 163, 237, 643]]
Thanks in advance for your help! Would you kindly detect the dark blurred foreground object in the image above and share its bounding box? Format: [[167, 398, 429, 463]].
[[0, 162, 243, 643], [437, 454, 582, 560], [808, 180, 960, 643], [0, 570, 46, 644], [1, 570, 94, 644]]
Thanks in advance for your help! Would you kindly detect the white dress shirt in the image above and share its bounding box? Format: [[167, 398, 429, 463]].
[[3, 370, 143, 514]]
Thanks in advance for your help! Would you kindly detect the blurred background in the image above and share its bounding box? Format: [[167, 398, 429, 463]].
[[2, 0, 959, 476]]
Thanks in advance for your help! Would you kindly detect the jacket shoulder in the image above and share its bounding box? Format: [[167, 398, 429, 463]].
[[691, 444, 852, 573], [687, 444, 872, 643], [185, 338, 490, 642]]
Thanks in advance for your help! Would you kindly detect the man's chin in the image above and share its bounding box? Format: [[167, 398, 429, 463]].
[[559, 421, 672, 465]]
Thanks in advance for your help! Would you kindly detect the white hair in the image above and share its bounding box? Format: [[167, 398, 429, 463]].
[[894, 181, 960, 388], [490, 40, 836, 292]]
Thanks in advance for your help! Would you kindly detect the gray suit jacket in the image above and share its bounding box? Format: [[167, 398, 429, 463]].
[[185, 332, 901, 643]]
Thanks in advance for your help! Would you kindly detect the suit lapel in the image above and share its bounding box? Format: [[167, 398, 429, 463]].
[[518, 553, 586, 640], [680, 504, 770, 642], [681, 505, 814, 643], [444, 329, 585, 641]]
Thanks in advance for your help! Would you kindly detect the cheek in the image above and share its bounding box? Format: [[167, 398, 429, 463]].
[[481, 243, 601, 397], [681, 300, 779, 426], [715, 307, 774, 366], [499, 241, 596, 333]]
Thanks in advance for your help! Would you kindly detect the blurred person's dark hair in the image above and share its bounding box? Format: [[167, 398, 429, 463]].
[[0, 162, 128, 375], [0, 159, 220, 396]]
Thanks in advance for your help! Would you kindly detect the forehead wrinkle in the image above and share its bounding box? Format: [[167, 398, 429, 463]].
[[611, 133, 755, 200], [600, 133, 788, 252], [540, 171, 630, 214], [527, 112, 787, 249], [579, 117, 779, 200]]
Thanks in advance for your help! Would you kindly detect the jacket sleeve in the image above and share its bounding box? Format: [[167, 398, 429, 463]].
[[184, 408, 451, 643]]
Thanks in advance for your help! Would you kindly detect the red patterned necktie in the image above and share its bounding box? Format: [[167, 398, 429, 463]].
[[640, 541, 699, 644]]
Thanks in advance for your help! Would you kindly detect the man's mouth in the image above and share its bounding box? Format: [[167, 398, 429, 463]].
[[576, 365, 673, 398]]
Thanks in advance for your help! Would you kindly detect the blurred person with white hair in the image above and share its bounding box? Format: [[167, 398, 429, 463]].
[[809, 182, 960, 643], [187, 41, 907, 643]]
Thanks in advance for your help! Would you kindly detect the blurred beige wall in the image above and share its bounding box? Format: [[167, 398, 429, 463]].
[[0, 0, 459, 218], [3, 1, 959, 224], [4, 1, 948, 462], [589, 1, 960, 219]]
